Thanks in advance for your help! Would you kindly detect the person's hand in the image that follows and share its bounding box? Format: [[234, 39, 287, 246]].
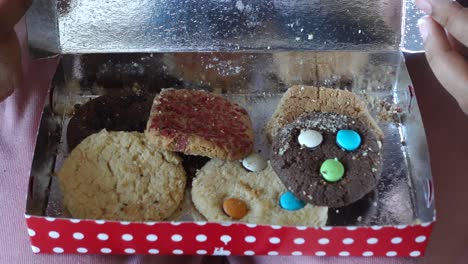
[[0, 0, 32, 102], [414, 0, 468, 114]]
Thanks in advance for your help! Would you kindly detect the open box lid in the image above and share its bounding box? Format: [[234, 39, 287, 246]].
[[26, 0, 425, 56]]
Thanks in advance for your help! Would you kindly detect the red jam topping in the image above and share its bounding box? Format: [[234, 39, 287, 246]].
[[149, 89, 252, 155]]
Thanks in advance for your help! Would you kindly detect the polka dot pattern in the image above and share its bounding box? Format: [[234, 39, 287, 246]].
[[77, 247, 88, 253], [244, 236, 256, 243], [196, 234, 207, 242], [31, 246, 40, 253], [220, 235, 232, 245], [101, 248, 112, 254], [48, 231, 60, 239], [171, 234, 183, 242], [28, 229, 36, 237], [146, 234, 158, 242], [415, 235, 426, 243], [73, 232, 84, 240], [25, 216, 433, 256], [318, 238, 330, 245], [294, 238, 305, 245], [122, 234, 133, 241], [97, 233, 109, 241], [53, 247, 64, 253], [125, 248, 136, 254], [148, 249, 159, 254], [173, 249, 183, 255]]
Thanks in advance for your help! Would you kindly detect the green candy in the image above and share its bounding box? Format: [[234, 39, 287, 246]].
[[320, 159, 345, 182]]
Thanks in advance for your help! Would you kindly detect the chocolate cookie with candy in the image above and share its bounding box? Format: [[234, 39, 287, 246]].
[[269, 86, 384, 208]]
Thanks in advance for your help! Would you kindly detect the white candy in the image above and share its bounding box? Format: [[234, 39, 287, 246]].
[[298, 129, 323, 149], [242, 153, 267, 172]]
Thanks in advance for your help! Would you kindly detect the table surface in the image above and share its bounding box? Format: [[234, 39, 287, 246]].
[[1, 20, 468, 264]]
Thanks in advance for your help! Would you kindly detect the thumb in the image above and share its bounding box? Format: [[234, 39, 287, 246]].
[[418, 16, 468, 114]]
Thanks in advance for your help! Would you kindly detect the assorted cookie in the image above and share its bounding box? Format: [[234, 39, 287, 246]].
[[57, 85, 384, 226], [191, 158, 328, 226], [57, 130, 186, 221], [268, 86, 383, 208], [145, 88, 254, 160], [67, 90, 153, 150], [266, 85, 383, 141], [270, 112, 383, 207]]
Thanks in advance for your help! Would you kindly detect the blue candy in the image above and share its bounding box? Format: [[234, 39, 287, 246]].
[[336, 130, 362, 151], [279, 192, 305, 211]]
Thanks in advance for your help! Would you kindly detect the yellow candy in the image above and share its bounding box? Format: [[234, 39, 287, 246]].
[[223, 198, 248, 220]]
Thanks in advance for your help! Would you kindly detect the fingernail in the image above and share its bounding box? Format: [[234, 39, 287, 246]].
[[414, 0, 432, 15], [418, 17, 429, 42]]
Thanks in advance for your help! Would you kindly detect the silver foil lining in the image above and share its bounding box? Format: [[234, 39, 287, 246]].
[[27, 0, 403, 56]]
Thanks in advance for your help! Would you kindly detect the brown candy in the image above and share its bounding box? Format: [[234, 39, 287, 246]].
[[222, 198, 248, 220]]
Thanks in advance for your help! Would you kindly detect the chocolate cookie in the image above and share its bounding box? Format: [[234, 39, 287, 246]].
[[67, 91, 153, 150], [270, 112, 383, 208]]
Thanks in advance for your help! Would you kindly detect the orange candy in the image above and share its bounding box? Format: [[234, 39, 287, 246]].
[[222, 198, 248, 220]]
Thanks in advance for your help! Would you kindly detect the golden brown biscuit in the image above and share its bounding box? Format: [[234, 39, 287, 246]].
[[57, 130, 186, 221], [266, 85, 383, 141]]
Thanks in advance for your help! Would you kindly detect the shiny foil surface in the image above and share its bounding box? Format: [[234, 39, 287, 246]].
[[26, 0, 406, 55]]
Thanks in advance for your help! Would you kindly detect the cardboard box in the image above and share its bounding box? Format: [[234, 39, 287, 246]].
[[25, 0, 434, 257]]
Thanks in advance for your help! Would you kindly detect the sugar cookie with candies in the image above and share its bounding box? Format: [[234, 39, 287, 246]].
[[191, 157, 328, 226]]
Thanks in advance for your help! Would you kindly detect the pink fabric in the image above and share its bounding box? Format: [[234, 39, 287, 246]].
[[1, 21, 468, 264]]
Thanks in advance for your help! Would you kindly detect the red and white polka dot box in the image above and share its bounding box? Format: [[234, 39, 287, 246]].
[[24, 0, 435, 256], [24, 72, 436, 257], [26, 216, 433, 257]]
